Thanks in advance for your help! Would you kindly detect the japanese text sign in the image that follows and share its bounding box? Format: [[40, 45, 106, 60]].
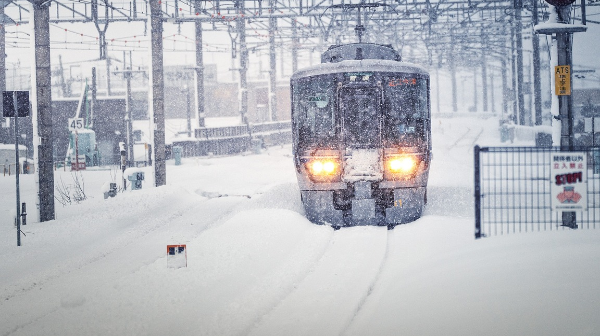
[[551, 152, 587, 212], [554, 65, 571, 96]]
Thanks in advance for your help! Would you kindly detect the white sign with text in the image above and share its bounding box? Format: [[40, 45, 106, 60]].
[[551, 152, 587, 212]]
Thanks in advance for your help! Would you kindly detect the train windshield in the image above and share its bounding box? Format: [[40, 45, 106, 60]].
[[339, 87, 380, 148], [383, 76, 429, 148], [292, 73, 429, 150], [292, 75, 338, 148]]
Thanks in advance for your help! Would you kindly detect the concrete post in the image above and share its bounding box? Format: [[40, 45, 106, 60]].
[[449, 30, 457, 113], [30, 0, 55, 222], [515, 7, 527, 125], [481, 37, 488, 112], [490, 71, 496, 114], [237, 0, 249, 129], [501, 56, 509, 118], [510, 22, 518, 122], [149, 0, 166, 186], [91, 67, 97, 127], [473, 66, 478, 111], [535, 1, 587, 229], [291, 18, 298, 73], [125, 71, 133, 167], [194, 3, 206, 128], [268, 0, 277, 121], [557, 33, 574, 150], [1, 4, 6, 119], [532, 0, 543, 125]]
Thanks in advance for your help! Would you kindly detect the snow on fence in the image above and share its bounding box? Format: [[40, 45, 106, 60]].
[[474, 146, 600, 239], [1, 162, 35, 176], [172, 120, 292, 158]]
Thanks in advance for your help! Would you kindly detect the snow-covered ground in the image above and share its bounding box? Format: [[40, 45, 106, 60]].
[[1, 115, 600, 336]]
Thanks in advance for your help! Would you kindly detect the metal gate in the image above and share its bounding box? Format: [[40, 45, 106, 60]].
[[474, 146, 600, 239]]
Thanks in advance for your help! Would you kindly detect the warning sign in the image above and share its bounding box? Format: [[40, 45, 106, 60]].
[[555, 65, 571, 96], [167, 244, 187, 268], [551, 152, 587, 212]]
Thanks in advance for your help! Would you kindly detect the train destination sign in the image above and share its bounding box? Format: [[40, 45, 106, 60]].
[[551, 152, 587, 212], [554, 65, 571, 96], [388, 78, 417, 87]]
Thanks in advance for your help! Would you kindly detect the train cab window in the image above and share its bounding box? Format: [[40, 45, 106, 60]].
[[383, 76, 429, 147], [292, 75, 338, 148], [340, 87, 380, 148]]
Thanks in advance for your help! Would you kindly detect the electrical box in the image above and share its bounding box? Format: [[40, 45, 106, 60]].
[[127, 171, 145, 190], [172, 146, 182, 165]]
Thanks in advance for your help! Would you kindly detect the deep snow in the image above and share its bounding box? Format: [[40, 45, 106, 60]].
[[1, 115, 600, 336]]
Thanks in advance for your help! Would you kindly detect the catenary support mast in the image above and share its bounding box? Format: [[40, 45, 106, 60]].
[[31, 0, 55, 222]]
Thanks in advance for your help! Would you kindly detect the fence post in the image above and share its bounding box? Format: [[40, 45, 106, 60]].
[[474, 145, 482, 239]]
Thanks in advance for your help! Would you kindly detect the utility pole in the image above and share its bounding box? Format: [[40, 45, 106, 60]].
[[0, 2, 5, 120], [536, 1, 587, 148], [114, 69, 144, 167], [149, 0, 166, 186], [532, 0, 543, 125], [106, 57, 112, 96], [449, 29, 458, 113], [501, 55, 509, 118], [481, 36, 488, 113], [268, 0, 278, 121], [194, 0, 206, 128], [185, 86, 191, 137], [31, 0, 55, 222], [515, 3, 527, 125], [58, 55, 69, 97], [490, 71, 496, 114], [13, 92, 22, 246], [291, 18, 299, 73], [535, 0, 587, 229], [473, 66, 478, 112], [510, 21, 518, 122], [91, 67, 97, 127], [237, 0, 250, 130]]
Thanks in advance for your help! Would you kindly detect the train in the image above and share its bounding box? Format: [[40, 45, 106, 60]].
[[290, 43, 431, 229]]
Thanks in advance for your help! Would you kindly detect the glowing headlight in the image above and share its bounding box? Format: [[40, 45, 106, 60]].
[[310, 159, 337, 175], [312, 161, 324, 174], [323, 161, 336, 174], [388, 156, 417, 173]]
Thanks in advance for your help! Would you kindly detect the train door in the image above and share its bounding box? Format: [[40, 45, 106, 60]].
[[339, 87, 382, 148]]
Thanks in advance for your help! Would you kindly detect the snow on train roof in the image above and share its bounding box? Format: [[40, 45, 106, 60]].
[[291, 59, 428, 80]]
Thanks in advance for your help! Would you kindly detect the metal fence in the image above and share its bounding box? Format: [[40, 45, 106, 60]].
[[474, 146, 600, 239], [174, 120, 292, 157]]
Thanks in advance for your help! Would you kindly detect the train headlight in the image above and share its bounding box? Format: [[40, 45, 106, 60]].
[[388, 157, 416, 173], [306, 158, 340, 182], [385, 154, 420, 179], [309, 159, 337, 175]]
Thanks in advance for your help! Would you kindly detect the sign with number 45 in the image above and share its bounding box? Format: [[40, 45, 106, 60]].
[[68, 118, 84, 130]]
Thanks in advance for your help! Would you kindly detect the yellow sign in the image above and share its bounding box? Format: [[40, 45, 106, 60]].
[[555, 65, 571, 96]]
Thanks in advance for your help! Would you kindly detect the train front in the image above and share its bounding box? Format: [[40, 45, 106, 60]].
[[291, 44, 431, 228]]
